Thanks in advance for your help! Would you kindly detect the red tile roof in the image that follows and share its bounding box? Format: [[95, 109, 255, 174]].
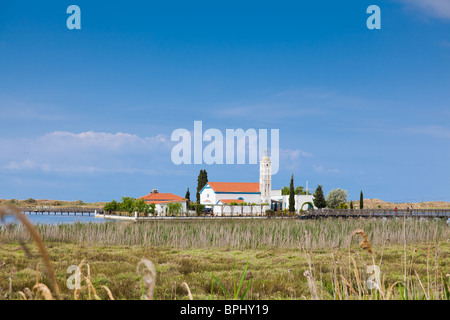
[[138, 192, 186, 204], [218, 199, 245, 205], [207, 182, 260, 193]]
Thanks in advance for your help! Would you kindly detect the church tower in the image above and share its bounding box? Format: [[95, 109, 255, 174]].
[[259, 152, 272, 204]]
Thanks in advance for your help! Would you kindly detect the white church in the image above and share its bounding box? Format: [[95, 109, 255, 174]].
[[199, 153, 315, 215]]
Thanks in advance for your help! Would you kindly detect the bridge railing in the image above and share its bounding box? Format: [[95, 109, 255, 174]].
[[305, 208, 449, 218], [20, 207, 103, 213]]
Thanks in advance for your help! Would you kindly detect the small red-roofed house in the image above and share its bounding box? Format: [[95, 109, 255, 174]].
[[138, 189, 187, 216]]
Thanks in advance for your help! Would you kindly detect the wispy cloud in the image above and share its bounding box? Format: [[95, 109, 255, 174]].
[[210, 87, 369, 123], [0, 96, 68, 121], [403, 125, 450, 139], [312, 164, 341, 174], [281, 148, 312, 161], [398, 0, 450, 19]]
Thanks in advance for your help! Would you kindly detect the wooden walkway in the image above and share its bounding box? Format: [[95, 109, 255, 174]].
[[302, 208, 450, 219], [18, 207, 450, 219], [20, 207, 103, 216]]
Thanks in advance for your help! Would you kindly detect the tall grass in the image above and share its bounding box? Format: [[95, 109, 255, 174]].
[[1, 218, 447, 249], [1, 207, 448, 300]]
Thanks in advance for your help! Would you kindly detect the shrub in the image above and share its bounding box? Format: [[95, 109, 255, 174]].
[[24, 198, 37, 205], [195, 204, 205, 216], [326, 189, 348, 209], [338, 202, 348, 209], [104, 200, 118, 213], [73, 200, 85, 206]]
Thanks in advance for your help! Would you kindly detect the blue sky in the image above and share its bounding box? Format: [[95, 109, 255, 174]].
[[0, 0, 449, 203]]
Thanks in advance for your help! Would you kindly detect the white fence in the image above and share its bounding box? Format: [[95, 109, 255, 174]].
[[211, 204, 271, 216]]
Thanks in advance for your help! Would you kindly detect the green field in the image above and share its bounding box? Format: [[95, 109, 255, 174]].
[[0, 218, 449, 300]]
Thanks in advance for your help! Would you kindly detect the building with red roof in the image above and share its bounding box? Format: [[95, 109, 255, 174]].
[[138, 189, 187, 215]]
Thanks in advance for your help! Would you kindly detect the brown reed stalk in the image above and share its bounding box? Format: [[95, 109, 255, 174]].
[[352, 229, 374, 255], [182, 282, 193, 300], [102, 286, 115, 300], [136, 259, 157, 300], [303, 270, 319, 300], [17, 291, 27, 300], [0, 205, 60, 299], [33, 283, 54, 300]]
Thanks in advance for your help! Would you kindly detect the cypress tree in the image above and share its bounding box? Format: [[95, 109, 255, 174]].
[[350, 200, 354, 209], [185, 188, 190, 202], [289, 174, 295, 213], [313, 185, 327, 209], [360, 190, 364, 209], [196, 169, 208, 204]]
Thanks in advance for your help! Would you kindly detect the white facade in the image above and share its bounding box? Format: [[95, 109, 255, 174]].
[[259, 154, 272, 204], [271, 193, 316, 211], [154, 201, 187, 216], [200, 186, 262, 206], [199, 154, 315, 215]]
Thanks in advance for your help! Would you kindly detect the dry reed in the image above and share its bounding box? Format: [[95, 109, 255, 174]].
[[0, 205, 60, 299]]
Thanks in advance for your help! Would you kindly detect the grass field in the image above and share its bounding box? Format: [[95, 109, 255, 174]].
[[0, 210, 449, 300]]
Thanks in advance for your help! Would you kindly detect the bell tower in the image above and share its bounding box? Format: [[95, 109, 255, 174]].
[[259, 151, 272, 204]]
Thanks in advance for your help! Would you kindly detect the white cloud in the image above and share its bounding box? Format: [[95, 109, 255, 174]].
[[281, 148, 312, 161], [398, 0, 450, 19], [0, 130, 174, 174], [5, 160, 51, 172], [40, 131, 170, 151]]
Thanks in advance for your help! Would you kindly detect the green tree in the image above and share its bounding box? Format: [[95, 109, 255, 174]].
[[295, 186, 306, 195], [195, 204, 205, 216], [167, 202, 183, 216], [185, 188, 190, 202], [134, 199, 149, 213], [121, 197, 136, 213], [282, 185, 306, 195], [313, 185, 327, 209], [104, 200, 118, 213], [360, 190, 364, 209], [326, 189, 348, 209], [149, 203, 156, 215], [350, 200, 354, 209], [289, 174, 295, 213], [196, 169, 208, 204]]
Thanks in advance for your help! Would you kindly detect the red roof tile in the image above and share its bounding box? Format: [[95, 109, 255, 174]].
[[138, 193, 186, 204], [218, 199, 245, 205], [207, 182, 260, 193]]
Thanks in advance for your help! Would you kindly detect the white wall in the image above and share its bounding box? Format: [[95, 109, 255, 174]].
[[274, 195, 315, 211], [155, 201, 187, 216], [213, 204, 271, 216], [200, 188, 263, 206], [200, 187, 217, 205]]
